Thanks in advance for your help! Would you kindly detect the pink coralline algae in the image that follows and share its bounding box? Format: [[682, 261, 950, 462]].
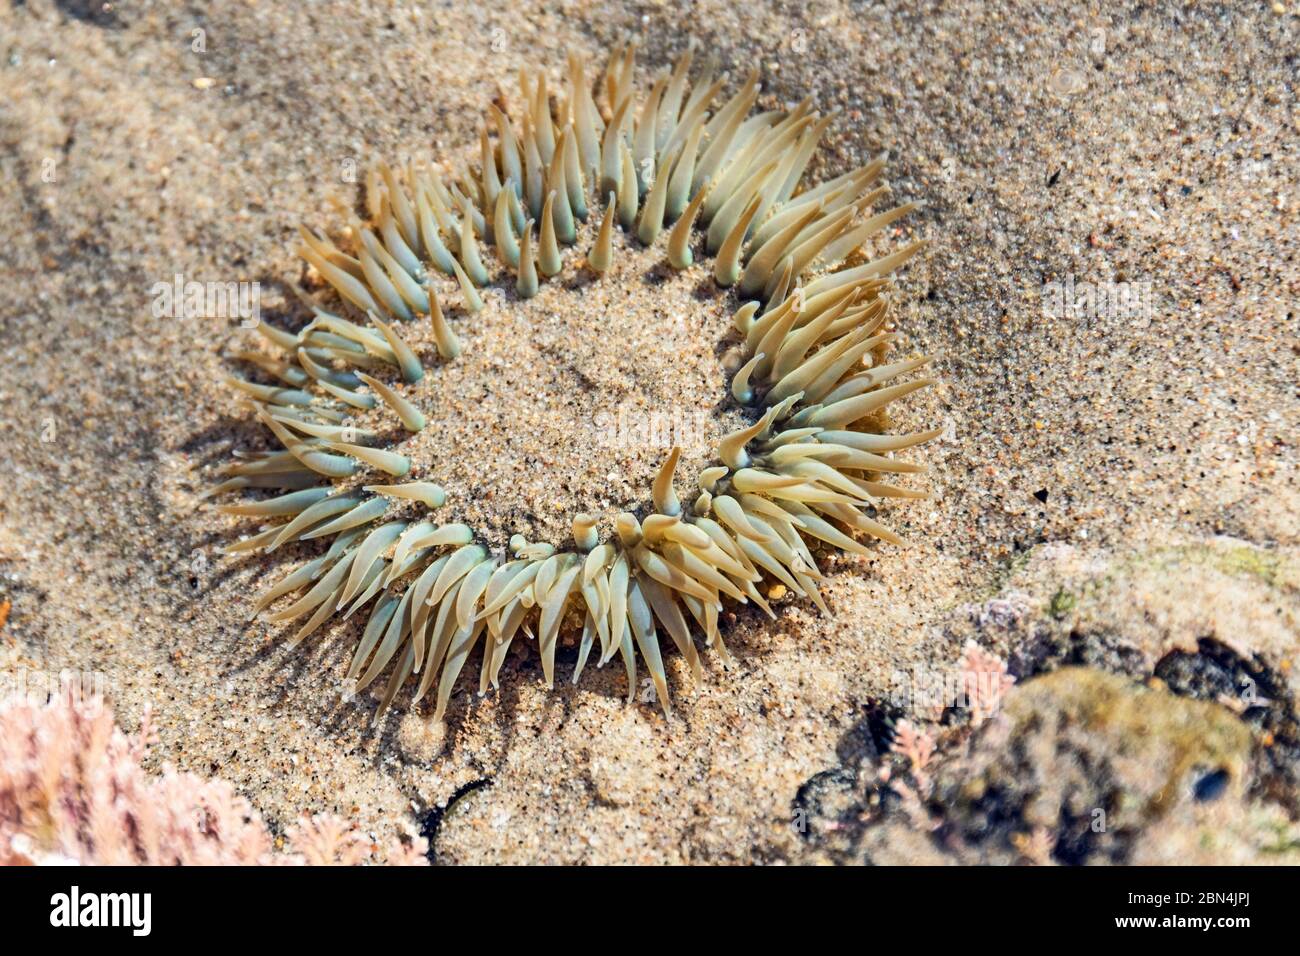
[[0, 688, 426, 866]]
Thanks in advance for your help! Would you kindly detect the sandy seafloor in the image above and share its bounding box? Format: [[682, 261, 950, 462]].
[[0, 0, 1296, 864]]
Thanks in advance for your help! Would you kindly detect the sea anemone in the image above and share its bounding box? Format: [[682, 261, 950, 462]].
[[209, 41, 936, 721]]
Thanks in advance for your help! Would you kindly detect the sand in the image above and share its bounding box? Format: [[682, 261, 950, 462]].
[[0, 0, 1296, 863]]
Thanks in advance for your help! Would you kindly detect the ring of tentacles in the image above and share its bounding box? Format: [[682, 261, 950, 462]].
[[210, 43, 938, 721]]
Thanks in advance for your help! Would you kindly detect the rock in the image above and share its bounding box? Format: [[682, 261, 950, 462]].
[[927, 668, 1254, 863]]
